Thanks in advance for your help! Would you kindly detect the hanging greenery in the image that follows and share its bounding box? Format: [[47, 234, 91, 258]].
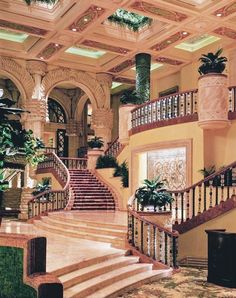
[[23, 0, 57, 6], [108, 9, 152, 32]]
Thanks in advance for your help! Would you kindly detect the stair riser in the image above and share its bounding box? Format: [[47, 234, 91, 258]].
[[70, 266, 150, 298], [41, 218, 126, 238], [62, 259, 138, 290]]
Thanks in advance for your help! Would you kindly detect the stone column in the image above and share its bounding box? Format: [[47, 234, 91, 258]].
[[26, 60, 47, 100], [96, 73, 113, 109], [229, 49, 236, 87], [135, 53, 151, 102], [91, 108, 113, 149]]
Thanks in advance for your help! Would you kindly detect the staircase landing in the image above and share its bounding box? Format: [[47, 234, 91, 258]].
[[0, 212, 172, 298]]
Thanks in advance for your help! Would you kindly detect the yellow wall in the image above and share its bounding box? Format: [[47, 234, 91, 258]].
[[178, 207, 236, 259], [204, 121, 236, 169], [151, 72, 180, 99]]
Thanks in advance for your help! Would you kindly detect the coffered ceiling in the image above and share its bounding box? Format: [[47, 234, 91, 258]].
[[0, 0, 236, 90]]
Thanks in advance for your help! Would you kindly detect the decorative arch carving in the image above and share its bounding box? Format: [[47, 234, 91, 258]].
[[0, 56, 34, 102], [42, 68, 105, 110]]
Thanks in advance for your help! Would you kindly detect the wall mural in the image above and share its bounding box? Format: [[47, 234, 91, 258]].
[[147, 147, 186, 190]]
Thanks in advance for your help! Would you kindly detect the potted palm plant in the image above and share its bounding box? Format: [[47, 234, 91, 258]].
[[198, 49, 229, 130], [87, 136, 104, 149], [135, 177, 173, 212]]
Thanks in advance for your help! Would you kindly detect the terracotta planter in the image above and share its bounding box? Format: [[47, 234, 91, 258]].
[[198, 73, 230, 130], [138, 211, 172, 230], [119, 104, 137, 145]]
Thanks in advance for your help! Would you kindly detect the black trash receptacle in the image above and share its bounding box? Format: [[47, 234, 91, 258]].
[[206, 229, 236, 288]]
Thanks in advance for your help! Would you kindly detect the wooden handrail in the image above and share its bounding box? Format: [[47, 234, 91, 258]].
[[60, 157, 87, 170]]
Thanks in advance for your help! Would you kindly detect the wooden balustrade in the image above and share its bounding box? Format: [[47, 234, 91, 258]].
[[169, 162, 236, 224], [44, 147, 58, 154], [60, 157, 87, 170], [131, 89, 198, 129], [127, 208, 179, 268], [28, 153, 70, 219], [228, 86, 236, 112], [105, 137, 122, 158]]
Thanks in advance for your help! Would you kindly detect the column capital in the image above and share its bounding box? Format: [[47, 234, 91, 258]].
[[96, 73, 113, 89], [92, 108, 113, 129], [26, 60, 47, 76]]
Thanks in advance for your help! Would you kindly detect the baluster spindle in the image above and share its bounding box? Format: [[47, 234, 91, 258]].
[[209, 180, 213, 208], [175, 193, 179, 224], [186, 191, 190, 220], [220, 173, 225, 202], [198, 184, 202, 214]]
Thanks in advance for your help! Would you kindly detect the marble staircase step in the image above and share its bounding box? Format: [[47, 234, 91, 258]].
[[60, 256, 139, 290], [48, 213, 127, 231], [41, 216, 126, 238], [64, 263, 152, 298]]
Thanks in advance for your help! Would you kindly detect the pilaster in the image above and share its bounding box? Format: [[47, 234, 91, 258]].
[[96, 73, 113, 109]]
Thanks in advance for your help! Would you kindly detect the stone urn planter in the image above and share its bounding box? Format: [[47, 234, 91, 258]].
[[138, 211, 172, 230], [198, 73, 229, 130], [119, 104, 137, 145]]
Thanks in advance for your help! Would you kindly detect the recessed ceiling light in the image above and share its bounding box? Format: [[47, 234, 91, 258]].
[[55, 43, 59, 47], [40, 57, 44, 60], [84, 18, 88, 22], [96, 7, 102, 11], [167, 40, 172, 44], [182, 31, 188, 35], [216, 13, 222, 17], [72, 28, 77, 32]]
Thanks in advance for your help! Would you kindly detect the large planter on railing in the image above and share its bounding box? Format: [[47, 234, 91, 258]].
[[87, 149, 104, 170], [198, 73, 230, 129], [119, 104, 137, 145], [138, 211, 172, 230]]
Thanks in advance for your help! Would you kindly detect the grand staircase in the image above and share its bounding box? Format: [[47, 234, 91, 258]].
[[69, 170, 116, 211]]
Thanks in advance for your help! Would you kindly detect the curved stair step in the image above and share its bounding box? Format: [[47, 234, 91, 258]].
[[41, 216, 126, 238], [60, 256, 139, 290], [33, 220, 120, 243], [64, 263, 152, 298]]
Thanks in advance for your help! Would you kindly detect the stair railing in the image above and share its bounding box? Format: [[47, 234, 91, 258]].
[[105, 137, 122, 158], [60, 157, 87, 170], [169, 162, 236, 224], [128, 202, 179, 269], [28, 152, 71, 219]]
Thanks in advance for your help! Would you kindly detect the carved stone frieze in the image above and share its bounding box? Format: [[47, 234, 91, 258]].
[[91, 108, 113, 129], [0, 56, 34, 101], [22, 100, 47, 122], [42, 68, 105, 109]]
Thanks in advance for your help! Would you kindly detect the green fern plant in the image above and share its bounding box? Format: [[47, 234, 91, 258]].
[[96, 155, 118, 169], [113, 161, 129, 188], [198, 49, 227, 75]]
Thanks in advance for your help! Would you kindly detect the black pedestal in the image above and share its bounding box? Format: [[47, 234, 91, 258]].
[[206, 229, 236, 288]]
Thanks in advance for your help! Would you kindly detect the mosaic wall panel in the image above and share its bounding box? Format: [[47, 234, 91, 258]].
[[147, 147, 186, 190], [130, 1, 188, 22]]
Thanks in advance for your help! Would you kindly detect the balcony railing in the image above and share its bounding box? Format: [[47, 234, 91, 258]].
[[105, 137, 122, 158], [131, 89, 198, 129], [28, 153, 70, 219], [60, 157, 87, 170]]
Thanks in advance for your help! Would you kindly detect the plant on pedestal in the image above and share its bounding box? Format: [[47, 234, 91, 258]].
[[197, 48, 229, 130], [135, 177, 173, 212], [87, 136, 104, 150], [96, 155, 118, 169]]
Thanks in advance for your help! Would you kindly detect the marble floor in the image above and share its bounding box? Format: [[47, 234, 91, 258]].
[[0, 211, 127, 273]]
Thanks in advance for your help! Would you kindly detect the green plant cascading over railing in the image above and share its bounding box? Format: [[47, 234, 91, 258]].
[[87, 136, 104, 149], [108, 9, 152, 32], [113, 161, 129, 188], [120, 89, 142, 105], [198, 48, 227, 75], [135, 53, 151, 102], [96, 155, 118, 169]]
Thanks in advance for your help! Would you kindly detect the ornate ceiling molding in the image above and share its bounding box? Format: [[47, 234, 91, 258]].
[[36, 43, 64, 60], [0, 19, 48, 36], [109, 59, 135, 73], [130, 1, 188, 22], [80, 40, 130, 55], [156, 56, 184, 65], [68, 5, 105, 32], [151, 31, 191, 51], [0, 56, 34, 102], [214, 27, 236, 40], [41, 68, 106, 109], [213, 2, 236, 18]]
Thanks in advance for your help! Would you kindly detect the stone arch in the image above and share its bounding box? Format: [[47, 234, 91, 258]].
[[42, 68, 105, 110], [75, 93, 90, 121], [0, 56, 34, 103], [48, 89, 70, 121]]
